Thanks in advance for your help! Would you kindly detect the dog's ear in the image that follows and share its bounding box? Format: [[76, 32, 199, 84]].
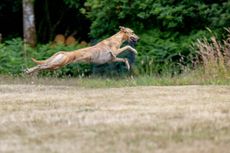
[[119, 26, 126, 31]]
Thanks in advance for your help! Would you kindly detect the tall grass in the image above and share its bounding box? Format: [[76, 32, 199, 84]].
[[193, 28, 230, 79]]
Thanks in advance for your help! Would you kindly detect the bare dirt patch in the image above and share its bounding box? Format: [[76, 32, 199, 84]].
[[0, 85, 230, 153]]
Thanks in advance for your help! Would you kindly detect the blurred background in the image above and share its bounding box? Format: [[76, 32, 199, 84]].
[[0, 0, 230, 77]]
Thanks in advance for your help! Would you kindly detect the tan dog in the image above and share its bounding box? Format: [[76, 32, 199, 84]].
[[25, 26, 139, 74]]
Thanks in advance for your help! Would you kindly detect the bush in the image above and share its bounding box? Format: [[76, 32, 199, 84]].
[[135, 29, 210, 75], [0, 38, 25, 74]]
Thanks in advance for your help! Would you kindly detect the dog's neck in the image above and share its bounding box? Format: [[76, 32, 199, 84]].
[[114, 31, 127, 43], [107, 31, 127, 47], [97, 31, 128, 49]]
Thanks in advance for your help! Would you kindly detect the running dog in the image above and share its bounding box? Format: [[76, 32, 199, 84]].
[[25, 26, 139, 74]]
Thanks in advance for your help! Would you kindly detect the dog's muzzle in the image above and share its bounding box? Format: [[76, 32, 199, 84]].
[[129, 36, 139, 46]]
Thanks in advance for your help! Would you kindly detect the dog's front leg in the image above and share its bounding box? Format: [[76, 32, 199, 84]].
[[111, 57, 130, 70], [114, 45, 137, 56]]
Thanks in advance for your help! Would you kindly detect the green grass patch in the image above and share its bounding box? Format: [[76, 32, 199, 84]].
[[1, 70, 230, 88]]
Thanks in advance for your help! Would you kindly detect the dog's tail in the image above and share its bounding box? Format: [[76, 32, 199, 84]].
[[31, 58, 46, 65]]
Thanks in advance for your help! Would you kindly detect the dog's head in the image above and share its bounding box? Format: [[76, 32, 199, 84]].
[[119, 26, 139, 43]]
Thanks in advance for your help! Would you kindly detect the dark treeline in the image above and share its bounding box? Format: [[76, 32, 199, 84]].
[[0, 0, 90, 43]]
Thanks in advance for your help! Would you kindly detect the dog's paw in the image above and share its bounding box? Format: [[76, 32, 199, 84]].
[[131, 48, 138, 54], [131, 48, 138, 55], [23, 68, 30, 74], [124, 59, 130, 70]]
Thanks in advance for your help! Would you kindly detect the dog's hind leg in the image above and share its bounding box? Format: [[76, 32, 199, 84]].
[[25, 62, 61, 75], [25, 62, 58, 74], [25, 65, 41, 74], [25, 53, 70, 74], [31, 52, 66, 65]]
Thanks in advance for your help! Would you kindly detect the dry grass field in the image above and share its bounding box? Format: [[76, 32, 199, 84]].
[[0, 82, 230, 153]]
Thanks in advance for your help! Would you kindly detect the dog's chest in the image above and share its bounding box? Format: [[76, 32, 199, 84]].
[[90, 47, 113, 64]]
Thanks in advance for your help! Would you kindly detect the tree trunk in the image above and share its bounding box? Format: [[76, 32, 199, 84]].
[[23, 0, 36, 47]]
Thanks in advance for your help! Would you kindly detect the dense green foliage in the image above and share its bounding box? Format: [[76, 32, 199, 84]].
[[81, 0, 230, 38], [1, 0, 230, 76], [0, 38, 91, 76]]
